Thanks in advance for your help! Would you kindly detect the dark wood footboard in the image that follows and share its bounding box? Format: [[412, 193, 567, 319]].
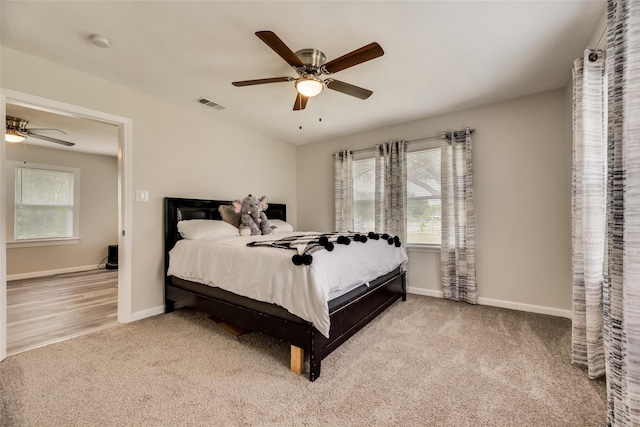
[[164, 197, 407, 381], [166, 269, 406, 381], [166, 268, 405, 381], [305, 269, 406, 381]]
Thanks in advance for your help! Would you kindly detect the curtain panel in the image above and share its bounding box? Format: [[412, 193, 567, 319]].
[[375, 140, 408, 243], [440, 129, 477, 304], [603, 0, 640, 425], [334, 150, 354, 232], [570, 49, 606, 379]]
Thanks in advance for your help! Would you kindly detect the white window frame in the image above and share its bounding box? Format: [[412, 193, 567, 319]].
[[352, 139, 442, 250], [6, 161, 80, 248]]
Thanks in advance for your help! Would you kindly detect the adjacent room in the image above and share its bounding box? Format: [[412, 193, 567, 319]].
[[4, 104, 120, 355], [1, 1, 638, 426]]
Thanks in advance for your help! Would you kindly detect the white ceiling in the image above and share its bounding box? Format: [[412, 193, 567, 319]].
[[1, 1, 605, 152], [5, 103, 119, 157]]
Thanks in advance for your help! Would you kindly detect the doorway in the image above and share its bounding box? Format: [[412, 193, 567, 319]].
[[0, 89, 133, 361]]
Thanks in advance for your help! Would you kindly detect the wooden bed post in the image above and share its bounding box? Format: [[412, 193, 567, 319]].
[[290, 345, 304, 375]]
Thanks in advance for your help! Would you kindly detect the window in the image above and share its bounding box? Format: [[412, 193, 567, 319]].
[[352, 143, 441, 245], [353, 157, 375, 232], [407, 148, 441, 244], [8, 162, 80, 243]]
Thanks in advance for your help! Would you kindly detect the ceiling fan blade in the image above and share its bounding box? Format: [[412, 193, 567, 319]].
[[27, 132, 75, 147], [323, 42, 384, 74], [25, 128, 67, 135], [256, 31, 304, 68], [326, 80, 373, 99], [293, 93, 308, 111], [232, 77, 293, 87]]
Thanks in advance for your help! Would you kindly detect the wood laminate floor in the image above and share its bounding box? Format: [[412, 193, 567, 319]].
[[6, 269, 118, 355]]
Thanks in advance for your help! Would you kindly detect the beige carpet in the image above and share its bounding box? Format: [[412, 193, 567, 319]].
[[0, 295, 606, 426]]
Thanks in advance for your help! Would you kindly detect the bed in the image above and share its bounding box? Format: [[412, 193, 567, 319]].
[[164, 197, 407, 381]]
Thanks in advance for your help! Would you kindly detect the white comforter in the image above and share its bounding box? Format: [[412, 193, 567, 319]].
[[167, 232, 408, 337]]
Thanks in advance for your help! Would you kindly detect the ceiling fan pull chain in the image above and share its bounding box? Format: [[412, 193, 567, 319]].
[[299, 96, 303, 129]]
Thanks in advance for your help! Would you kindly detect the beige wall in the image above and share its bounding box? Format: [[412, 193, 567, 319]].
[[0, 46, 575, 317], [1, 47, 297, 315], [296, 89, 572, 315], [5, 144, 118, 276]]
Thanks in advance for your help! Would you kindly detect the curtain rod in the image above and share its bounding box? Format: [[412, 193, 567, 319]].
[[349, 128, 476, 155]]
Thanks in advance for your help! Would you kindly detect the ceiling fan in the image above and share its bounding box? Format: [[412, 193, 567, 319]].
[[5, 116, 75, 147], [232, 31, 384, 110]]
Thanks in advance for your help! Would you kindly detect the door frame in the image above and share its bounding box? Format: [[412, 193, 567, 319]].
[[0, 89, 133, 362]]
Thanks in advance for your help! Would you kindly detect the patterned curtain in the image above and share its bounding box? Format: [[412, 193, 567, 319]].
[[570, 49, 606, 379], [374, 140, 407, 242], [603, 0, 640, 424], [440, 129, 477, 304], [334, 150, 354, 232]]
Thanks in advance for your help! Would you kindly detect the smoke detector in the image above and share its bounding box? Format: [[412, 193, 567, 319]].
[[90, 34, 111, 48]]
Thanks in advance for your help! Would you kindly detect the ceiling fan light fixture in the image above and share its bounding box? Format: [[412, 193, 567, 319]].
[[295, 77, 324, 97], [233, 31, 383, 110], [5, 128, 26, 143]]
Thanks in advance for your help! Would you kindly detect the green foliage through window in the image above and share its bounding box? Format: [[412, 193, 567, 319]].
[[15, 167, 75, 240], [353, 148, 441, 244], [407, 149, 441, 244]]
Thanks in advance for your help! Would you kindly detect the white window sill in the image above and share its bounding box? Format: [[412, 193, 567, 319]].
[[406, 244, 441, 253], [7, 238, 80, 249]]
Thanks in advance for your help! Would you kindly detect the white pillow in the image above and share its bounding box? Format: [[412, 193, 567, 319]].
[[269, 219, 294, 234], [178, 220, 239, 240]]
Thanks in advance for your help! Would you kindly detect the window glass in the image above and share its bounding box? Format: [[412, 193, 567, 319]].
[[407, 149, 441, 244], [15, 166, 76, 240], [353, 158, 375, 232], [352, 147, 441, 245]]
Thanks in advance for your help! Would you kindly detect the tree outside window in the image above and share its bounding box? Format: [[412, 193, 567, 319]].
[[407, 148, 441, 244], [353, 148, 441, 245], [13, 164, 79, 241]]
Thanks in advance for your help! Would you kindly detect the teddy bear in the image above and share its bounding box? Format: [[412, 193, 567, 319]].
[[233, 194, 272, 236]]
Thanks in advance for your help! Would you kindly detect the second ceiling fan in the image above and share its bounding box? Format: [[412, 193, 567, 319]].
[[232, 31, 384, 110], [5, 116, 75, 147]]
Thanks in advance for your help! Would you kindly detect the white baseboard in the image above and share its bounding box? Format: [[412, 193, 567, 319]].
[[7, 265, 101, 281], [407, 287, 572, 320], [477, 296, 572, 320], [408, 286, 443, 298], [130, 305, 165, 322]]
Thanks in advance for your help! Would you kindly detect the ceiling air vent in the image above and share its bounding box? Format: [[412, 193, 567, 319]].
[[194, 97, 225, 110]]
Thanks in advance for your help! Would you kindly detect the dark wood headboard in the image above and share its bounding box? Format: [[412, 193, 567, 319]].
[[163, 197, 286, 284]]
